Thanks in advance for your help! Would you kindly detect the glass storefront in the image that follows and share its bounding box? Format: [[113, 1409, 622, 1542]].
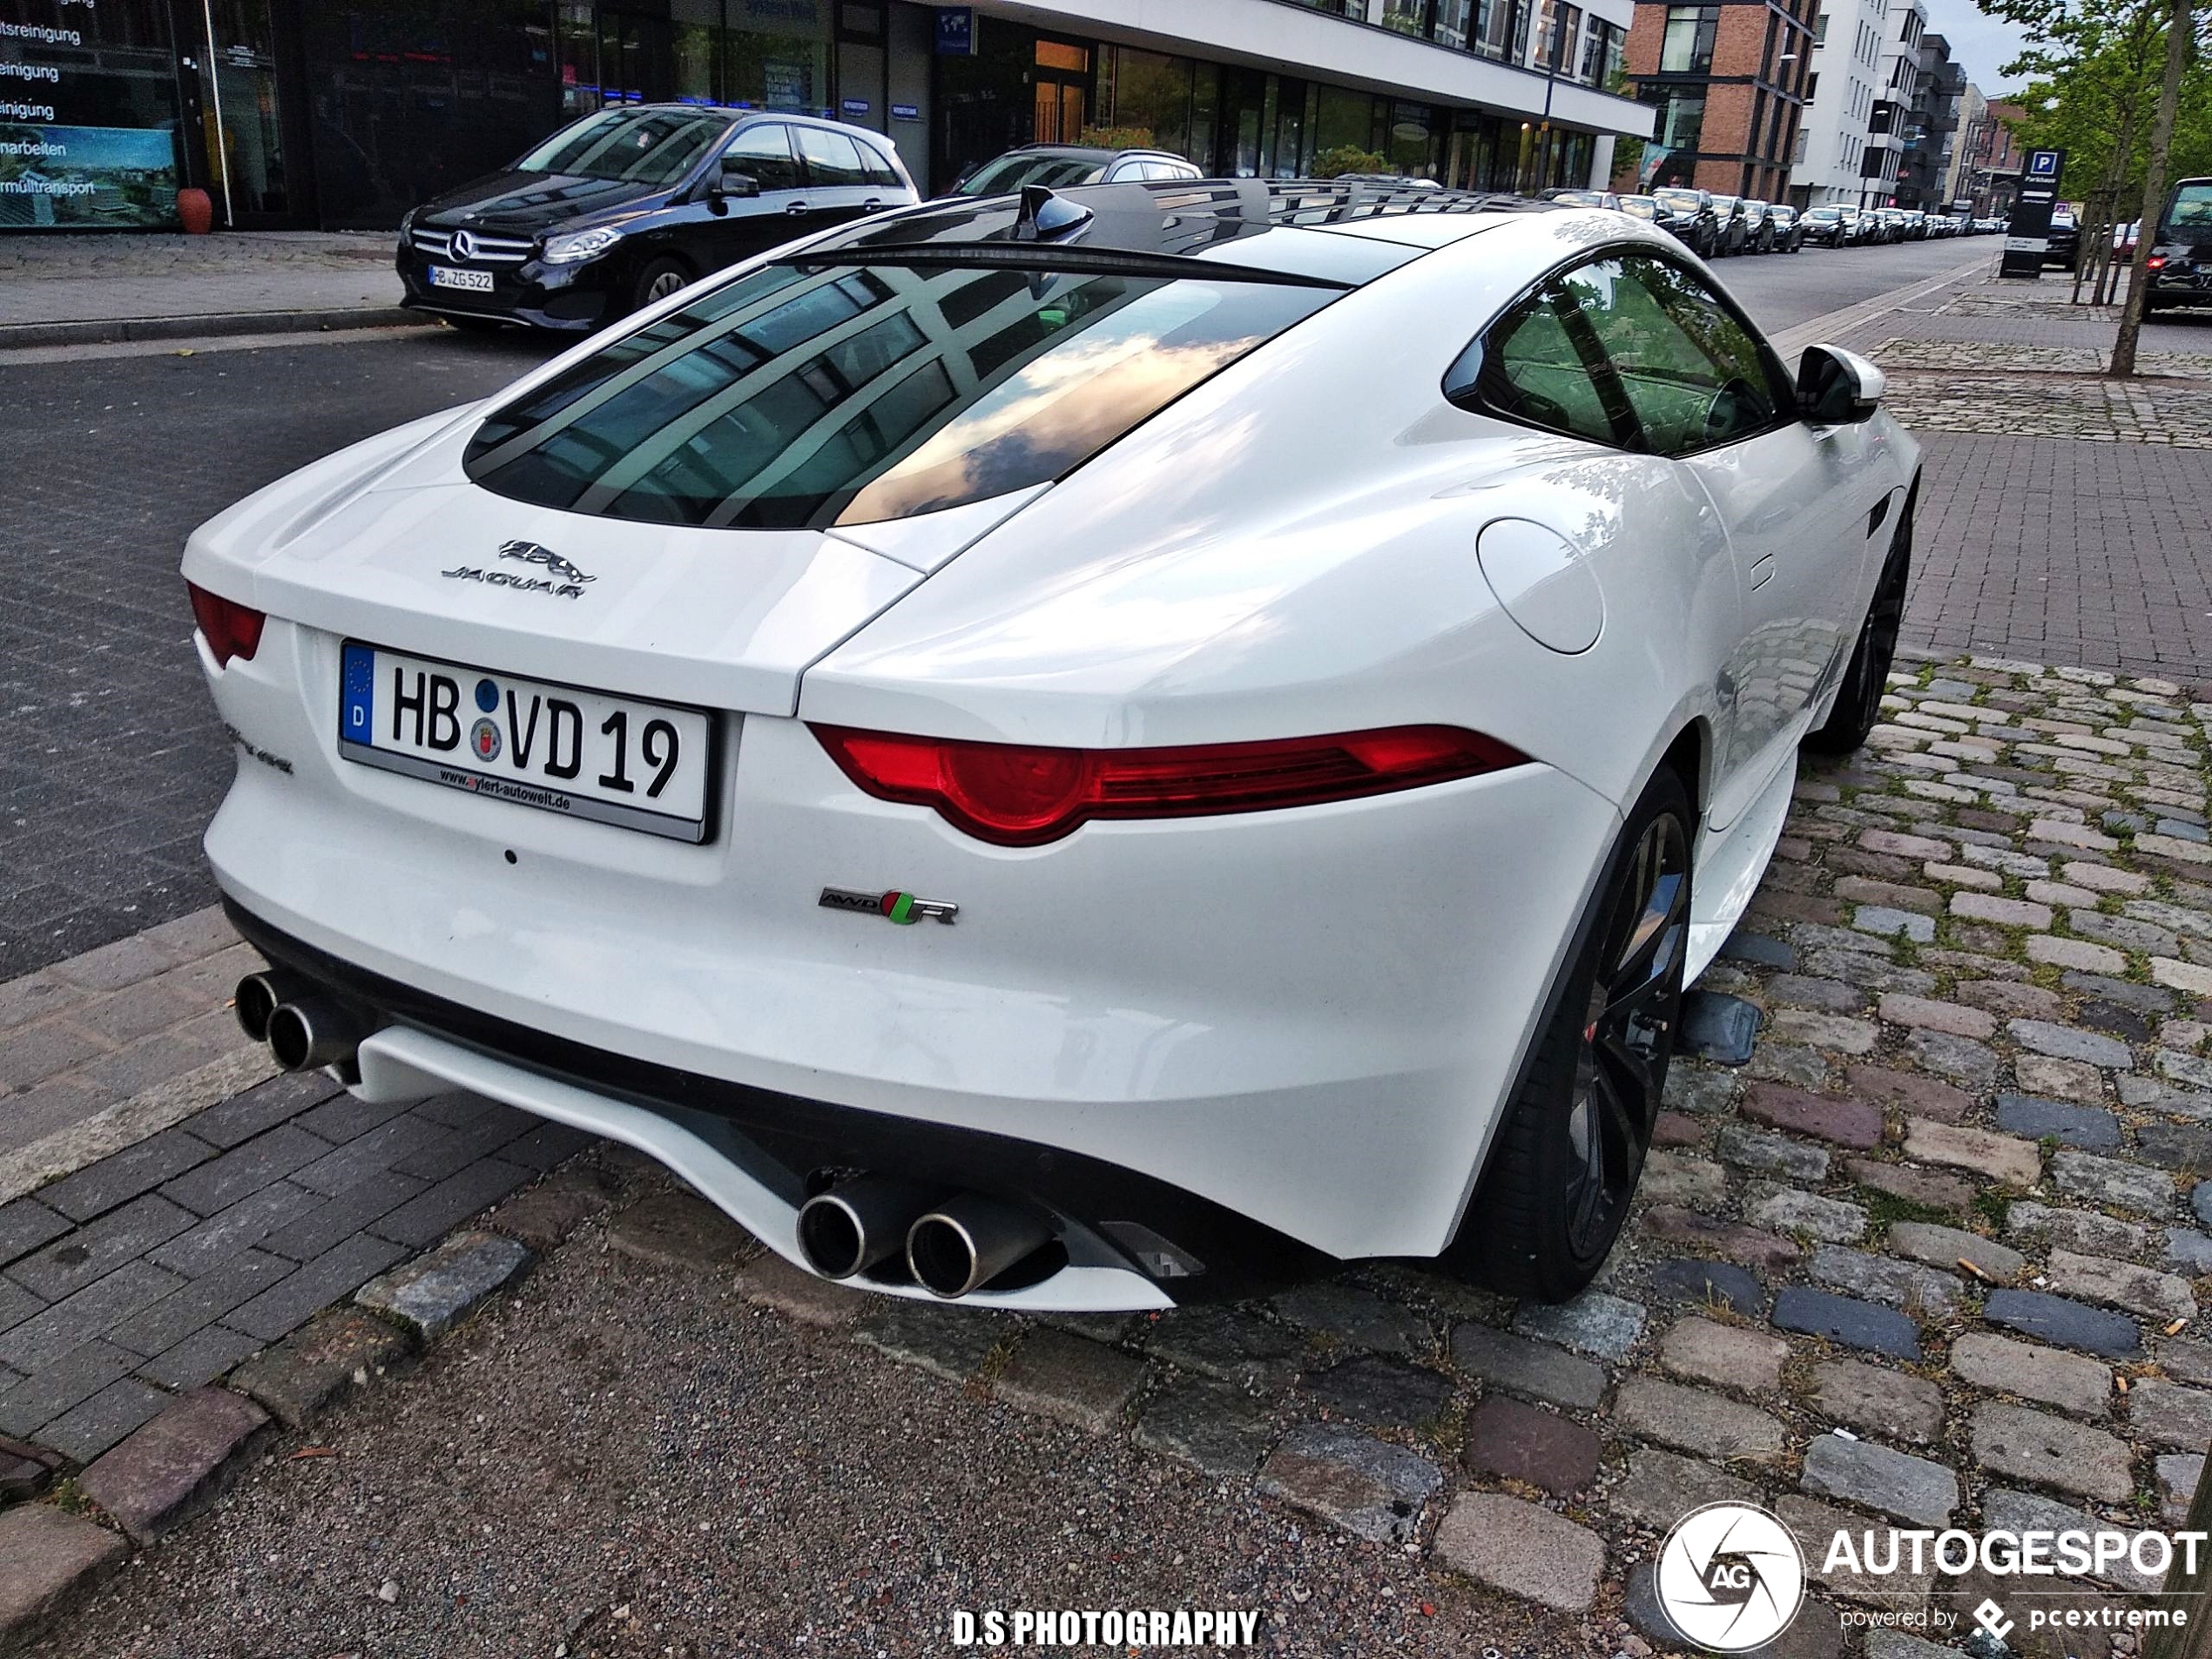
[[559, 0, 827, 118], [1, 0, 185, 228], [197, 0, 295, 222], [3, 1, 1625, 232], [305, 2, 556, 229]]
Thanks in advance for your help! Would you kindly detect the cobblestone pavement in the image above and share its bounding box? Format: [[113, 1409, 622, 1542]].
[[3, 652, 2208, 1656], [0, 233, 400, 328], [1871, 337, 2212, 448]]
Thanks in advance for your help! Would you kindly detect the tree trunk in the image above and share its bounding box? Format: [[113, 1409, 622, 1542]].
[[2144, 1450, 2212, 1659], [2110, 0, 2192, 375]]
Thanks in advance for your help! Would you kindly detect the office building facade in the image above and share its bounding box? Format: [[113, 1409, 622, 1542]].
[[1, 0, 1650, 233], [1615, 0, 1817, 199]]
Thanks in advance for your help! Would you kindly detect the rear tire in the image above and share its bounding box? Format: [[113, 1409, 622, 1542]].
[[1805, 506, 1912, 753], [1447, 766, 1695, 1302]]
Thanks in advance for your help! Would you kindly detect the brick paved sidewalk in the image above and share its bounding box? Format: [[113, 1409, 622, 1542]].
[[8, 651, 2212, 1657], [1828, 268, 2212, 679], [0, 904, 590, 1475], [0, 232, 410, 342]]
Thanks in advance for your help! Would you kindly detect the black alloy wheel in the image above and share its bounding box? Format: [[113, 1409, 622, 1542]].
[[1451, 766, 1695, 1300], [1806, 507, 1912, 752], [1562, 807, 1691, 1260]]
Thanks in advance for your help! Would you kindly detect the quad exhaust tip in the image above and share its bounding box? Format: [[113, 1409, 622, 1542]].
[[796, 1177, 940, 1281], [233, 969, 311, 1045], [906, 1194, 1052, 1300], [262, 994, 366, 1074]]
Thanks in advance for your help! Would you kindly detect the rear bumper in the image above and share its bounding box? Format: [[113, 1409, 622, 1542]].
[[199, 618, 1622, 1285], [226, 896, 1301, 1309]]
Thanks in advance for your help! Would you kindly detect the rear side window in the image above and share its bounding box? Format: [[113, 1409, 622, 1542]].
[[1566, 254, 1786, 455], [797, 127, 867, 187], [464, 260, 1336, 529], [2168, 184, 2212, 232], [723, 125, 799, 192], [1455, 286, 1625, 447], [858, 141, 903, 189]]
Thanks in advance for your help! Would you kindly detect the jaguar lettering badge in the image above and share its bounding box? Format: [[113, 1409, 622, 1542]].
[[439, 540, 595, 600], [497, 540, 594, 583], [819, 887, 959, 926]]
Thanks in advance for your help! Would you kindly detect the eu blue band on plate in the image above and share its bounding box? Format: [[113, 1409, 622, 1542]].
[[341, 644, 376, 744]]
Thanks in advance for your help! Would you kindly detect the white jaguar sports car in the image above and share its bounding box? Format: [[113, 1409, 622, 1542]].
[[186, 179, 1918, 1311]]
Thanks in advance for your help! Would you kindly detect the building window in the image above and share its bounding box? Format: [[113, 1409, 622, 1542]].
[[1660, 6, 1719, 74], [1546, 1, 1583, 71], [1641, 84, 1704, 158], [1579, 18, 1619, 84], [1434, 0, 1476, 48], [1473, 0, 1519, 59], [1109, 47, 1197, 157], [1380, 0, 1434, 35]]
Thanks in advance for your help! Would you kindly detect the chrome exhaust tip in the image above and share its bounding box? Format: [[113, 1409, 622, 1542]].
[[233, 969, 311, 1044], [264, 996, 367, 1074], [906, 1195, 1052, 1299], [797, 1177, 941, 1280]]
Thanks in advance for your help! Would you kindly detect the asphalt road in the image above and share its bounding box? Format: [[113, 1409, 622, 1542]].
[[0, 328, 555, 980], [0, 233, 2015, 981], [1707, 233, 1991, 332]]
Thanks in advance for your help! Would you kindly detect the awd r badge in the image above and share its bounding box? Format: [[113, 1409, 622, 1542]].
[[819, 887, 959, 926]]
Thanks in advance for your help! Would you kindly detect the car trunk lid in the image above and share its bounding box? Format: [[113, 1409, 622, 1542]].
[[183, 420, 947, 718]]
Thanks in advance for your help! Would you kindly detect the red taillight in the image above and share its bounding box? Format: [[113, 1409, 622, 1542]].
[[186, 581, 266, 668], [2147, 255, 2168, 270], [812, 724, 1532, 846]]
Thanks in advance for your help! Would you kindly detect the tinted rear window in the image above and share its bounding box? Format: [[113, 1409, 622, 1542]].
[[464, 259, 1335, 529], [960, 154, 1105, 194], [2168, 184, 2212, 232]]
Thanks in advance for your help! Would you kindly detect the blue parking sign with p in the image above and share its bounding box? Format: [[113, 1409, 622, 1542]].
[[2027, 150, 2061, 181]]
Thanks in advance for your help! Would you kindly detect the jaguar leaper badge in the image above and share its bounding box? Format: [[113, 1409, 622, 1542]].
[[819, 887, 959, 925]]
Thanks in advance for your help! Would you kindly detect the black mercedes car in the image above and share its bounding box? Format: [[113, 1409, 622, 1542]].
[[1644, 186, 1720, 257], [2147, 177, 2212, 315], [396, 105, 918, 332]]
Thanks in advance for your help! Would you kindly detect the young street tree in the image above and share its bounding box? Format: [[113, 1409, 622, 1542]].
[[1983, 0, 2209, 374], [2110, 0, 2193, 375]]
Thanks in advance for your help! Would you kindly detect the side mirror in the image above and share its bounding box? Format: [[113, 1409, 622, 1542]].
[[1797, 344, 1885, 424], [716, 161, 762, 198]]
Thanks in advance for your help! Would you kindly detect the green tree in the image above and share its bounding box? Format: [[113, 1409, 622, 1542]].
[[1978, 0, 2212, 372]]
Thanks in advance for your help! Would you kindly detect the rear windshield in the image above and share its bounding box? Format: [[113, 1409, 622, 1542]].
[[464, 258, 1335, 529], [515, 107, 728, 186], [959, 154, 1105, 195], [2168, 184, 2212, 232]]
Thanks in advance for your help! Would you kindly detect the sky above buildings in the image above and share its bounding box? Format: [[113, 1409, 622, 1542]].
[[1928, 0, 2034, 94]]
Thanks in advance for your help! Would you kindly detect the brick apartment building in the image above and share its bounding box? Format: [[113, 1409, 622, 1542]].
[[1615, 0, 1817, 197]]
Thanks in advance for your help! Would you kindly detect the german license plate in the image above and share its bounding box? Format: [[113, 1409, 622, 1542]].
[[338, 643, 713, 842], [428, 265, 495, 293]]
